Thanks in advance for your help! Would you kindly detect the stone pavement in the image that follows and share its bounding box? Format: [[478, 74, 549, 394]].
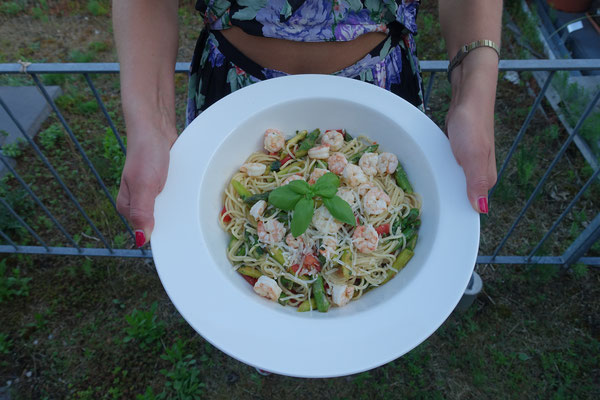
[[0, 85, 61, 178]]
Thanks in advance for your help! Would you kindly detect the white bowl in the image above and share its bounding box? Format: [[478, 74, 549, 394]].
[[152, 75, 479, 378]]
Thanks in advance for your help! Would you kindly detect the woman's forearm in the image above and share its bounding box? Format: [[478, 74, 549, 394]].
[[113, 0, 179, 142], [439, 0, 502, 109]]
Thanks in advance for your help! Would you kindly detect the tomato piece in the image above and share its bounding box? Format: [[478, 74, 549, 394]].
[[280, 154, 293, 165], [221, 206, 232, 223], [375, 223, 390, 236], [241, 274, 257, 286], [303, 254, 322, 272], [290, 264, 301, 274]]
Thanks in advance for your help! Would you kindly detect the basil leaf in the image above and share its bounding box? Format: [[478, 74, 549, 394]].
[[268, 186, 302, 211], [312, 172, 339, 198], [291, 197, 314, 237], [287, 180, 310, 195], [323, 196, 356, 226]]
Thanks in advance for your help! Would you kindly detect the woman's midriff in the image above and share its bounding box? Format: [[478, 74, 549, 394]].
[[220, 26, 388, 75]]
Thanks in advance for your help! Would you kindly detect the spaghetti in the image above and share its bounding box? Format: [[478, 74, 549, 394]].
[[219, 128, 421, 312]]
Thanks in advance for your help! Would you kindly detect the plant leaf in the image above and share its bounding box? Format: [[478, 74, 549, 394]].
[[312, 172, 339, 198], [291, 197, 314, 237], [287, 180, 310, 195], [268, 186, 302, 211], [323, 196, 356, 226]]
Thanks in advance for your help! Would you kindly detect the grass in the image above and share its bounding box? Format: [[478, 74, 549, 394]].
[[0, 1, 599, 398]]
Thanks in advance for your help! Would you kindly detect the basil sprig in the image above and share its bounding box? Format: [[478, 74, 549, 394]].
[[268, 172, 356, 237]]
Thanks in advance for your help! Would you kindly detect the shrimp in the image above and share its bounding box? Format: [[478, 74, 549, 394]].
[[328, 152, 348, 175], [285, 233, 304, 249], [342, 164, 368, 187], [240, 163, 266, 177], [257, 219, 285, 245], [282, 174, 305, 185], [263, 128, 285, 153], [357, 182, 377, 197], [359, 152, 379, 176], [336, 187, 356, 207], [308, 144, 330, 159], [363, 188, 390, 215], [249, 200, 267, 220], [321, 130, 344, 151], [312, 206, 342, 235], [352, 225, 379, 253], [319, 236, 337, 259], [376, 152, 398, 175], [253, 276, 282, 301], [308, 168, 328, 185], [331, 284, 355, 307]]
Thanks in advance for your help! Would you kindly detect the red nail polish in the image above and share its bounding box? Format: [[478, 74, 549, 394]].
[[478, 197, 489, 214], [135, 230, 145, 248]]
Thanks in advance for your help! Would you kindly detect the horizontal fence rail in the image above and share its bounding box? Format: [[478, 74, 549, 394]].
[[0, 60, 599, 266]]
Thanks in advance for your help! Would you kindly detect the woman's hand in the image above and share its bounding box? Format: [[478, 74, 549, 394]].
[[438, 0, 502, 214], [446, 96, 497, 214], [117, 129, 177, 247], [113, 0, 179, 246]]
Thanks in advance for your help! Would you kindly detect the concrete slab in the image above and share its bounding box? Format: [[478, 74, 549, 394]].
[[0, 85, 61, 178]]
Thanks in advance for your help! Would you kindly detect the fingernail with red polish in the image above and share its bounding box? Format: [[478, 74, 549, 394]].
[[478, 197, 489, 214], [135, 230, 146, 248]]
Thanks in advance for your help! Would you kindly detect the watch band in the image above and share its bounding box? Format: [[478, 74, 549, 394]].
[[447, 39, 500, 82]]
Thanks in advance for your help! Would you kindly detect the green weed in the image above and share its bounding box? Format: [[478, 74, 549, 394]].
[[1, 141, 24, 158], [38, 123, 63, 150], [0, 332, 12, 354], [0, 1, 23, 15], [76, 100, 99, 115], [123, 301, 166, 351], [159, 339, 206, 399], [102, 127, 126, 185], [516, 147, 537, 189], [0, 259, 32, 303], [69, 49, 96, 63], [87, 0, 108, 17]]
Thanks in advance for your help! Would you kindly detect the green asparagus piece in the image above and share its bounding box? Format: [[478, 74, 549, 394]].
[[237, 266, 262, 278], [312, 276, 330, 312], [294, 129, 320, 158], [232, 179, 252, 199], [297, 298, 317, 312], [338, 249, 352, 278], [392, 248, 414, 270], [349, 144, 379, 163], [343, 130, 353, 142], [407, 234, 418, 250], [269, 248, 285, 266], [394, 163, 413, 193], [243, 191, 270, 206], [286, 130, 308, 146]]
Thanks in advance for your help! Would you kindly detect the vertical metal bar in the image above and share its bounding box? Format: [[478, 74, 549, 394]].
[[0, 156, 80, 249], [83, 73, 126, 155], [31, 74, 136, 248], [491, 89, 600, 260], [0, 229, 18, 250], [0, 197, 49, 250], [527, 165, 600, 260], [489, 71, 555, 198], [423, 72, 436, 110], [0, 95, 112, 252], [562, 212, 600, 267]]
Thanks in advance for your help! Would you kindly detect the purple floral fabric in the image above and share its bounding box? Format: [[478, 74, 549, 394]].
[[195, 0, 419, 42]]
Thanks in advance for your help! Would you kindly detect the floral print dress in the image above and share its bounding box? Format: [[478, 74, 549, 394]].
[[187, 0, 422, 124]]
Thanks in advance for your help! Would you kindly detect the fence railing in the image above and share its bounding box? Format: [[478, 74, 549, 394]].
[[0, 60, 599, 266]]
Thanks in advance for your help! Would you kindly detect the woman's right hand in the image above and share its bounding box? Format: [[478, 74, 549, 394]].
[[113, 0, 179, 247], [117, 129, 178, 247]]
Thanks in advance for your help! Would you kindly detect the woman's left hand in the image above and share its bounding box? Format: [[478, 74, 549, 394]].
[[446, 98, 497, 214]]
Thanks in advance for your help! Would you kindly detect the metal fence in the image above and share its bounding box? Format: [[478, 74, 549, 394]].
[[0, 59, 599, 267]]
